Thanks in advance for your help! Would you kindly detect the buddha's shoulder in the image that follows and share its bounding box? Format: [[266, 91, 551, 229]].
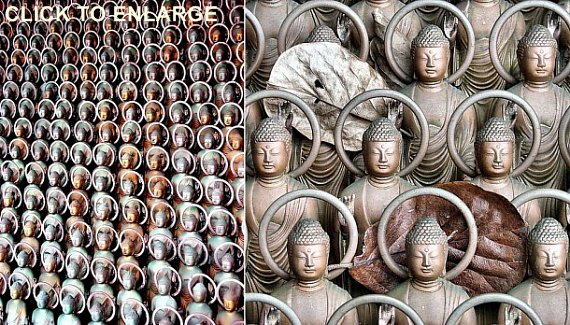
[[507, 279, 533, 299], [443, 280, 470, 298], [340, 178, 366, 197], [324, 279, 353, 301]]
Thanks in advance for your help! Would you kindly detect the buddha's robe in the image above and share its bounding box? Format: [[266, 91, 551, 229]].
[[340, 176, 415, 252], [245, 177, 314, 323], [498, 279, 570, 325], [388, 279, 476, 325], [496, 83, 570, 219], [400, 82, 476, 186], [6, 300, 28, 325], [470, 176, 541, 229], [262, 279, 358, 325], [456, 0, 525, 127]]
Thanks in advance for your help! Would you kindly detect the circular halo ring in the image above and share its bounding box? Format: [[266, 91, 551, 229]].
[[277, 0, 369, 61], [244, 9, 264, 80], [259, 189, 358, 280], [246, 90, 321, 178], [447, 90, 540, 178], [246, 293, 302, 325], [327, 294, 425, 325], [377, 187, 477, 280], [445, 293, 542, 325], [490, 0, 570, 84], [334, 89, 428, 177], [385, 0, 475, 84]]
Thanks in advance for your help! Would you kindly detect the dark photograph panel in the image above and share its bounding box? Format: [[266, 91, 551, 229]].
[[0, 1, 244, 324]]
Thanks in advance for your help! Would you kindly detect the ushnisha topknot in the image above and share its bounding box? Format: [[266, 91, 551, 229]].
[[517, 24, 557, 60], [251, 116, 292, 145], [405, 217, 448, 248], [288, 219, 330, 250], [305, 25, 341, 45], [363, 117, 402, 143], [475, 117, 516, 147], [411, 25, 450, 60], [528, 217, 569, 247]]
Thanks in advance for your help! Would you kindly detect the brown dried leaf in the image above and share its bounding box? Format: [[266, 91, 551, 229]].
[[349, 182, 528, 296]]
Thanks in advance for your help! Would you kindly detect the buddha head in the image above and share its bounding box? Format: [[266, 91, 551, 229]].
[[405, 217, 448, 282], [517, 25, 557, 83], [157, 272, 172, 295], [192, 282, 208, 303], [251, 116, 292, 178], [475, 117, 515, 179], [362, 118, 402, 178], [35, 289, 49, 309], [287, 219, 329, 281], [411, 25, 450, 83], [528, 218, 568, 281]]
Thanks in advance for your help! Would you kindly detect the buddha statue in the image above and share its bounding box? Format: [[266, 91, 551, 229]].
[[245, 116, 318, 311], [340, 117, 415, 250], [387, 217, 476, 324], [469, 117, 541, 228], [6, 278, 30, 325], [260, 219, 357, 325], [498, 218, 570, 325], [456, 0, 525, 126], [400, 24, 476, 186], [495, 25, 570, 218]]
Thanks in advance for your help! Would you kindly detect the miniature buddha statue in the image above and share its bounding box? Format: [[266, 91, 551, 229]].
[[387, 217, 476, 324], [340, 117, 415, 250], [261, 219, 357, 325], [6, 280, 29, 325], [495, 25, 570, 218], [498, 218, 570, 325], [245, 116, 318, 301], [456, 0, 525, 126], [31, 287, 55, 325], [186, 282, 213, 319], [400, 25, 476, 186], [470, 117, 541, 228], [215, 281, 244, 325]]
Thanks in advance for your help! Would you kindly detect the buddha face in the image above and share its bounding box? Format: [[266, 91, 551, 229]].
[[530, 243, 567, 281], [476, 141, 513, 179], [407, 244, 447, 282], [290, 244, 328, 281], [413, 47, 449, 83], [520, 46, 556, 82], [252, 141, 289, 178], [363, 141, 400, 177]]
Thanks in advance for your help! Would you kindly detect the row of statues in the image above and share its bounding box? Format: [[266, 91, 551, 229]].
[[0, 0, 245, 324], [245, 0, 570, 324]]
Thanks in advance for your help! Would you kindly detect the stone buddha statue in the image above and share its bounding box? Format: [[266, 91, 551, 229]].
[[400, 24, 476, 186], [456, 0, 525, 126], [498, 217, 570, 325], [387, 218, 476, 325], [495, 24, 570, 219], [469, 117, 541, 228], [260, 219, 357, 325], [245, 116, 318, 314], [340, 117, 415, 250]]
